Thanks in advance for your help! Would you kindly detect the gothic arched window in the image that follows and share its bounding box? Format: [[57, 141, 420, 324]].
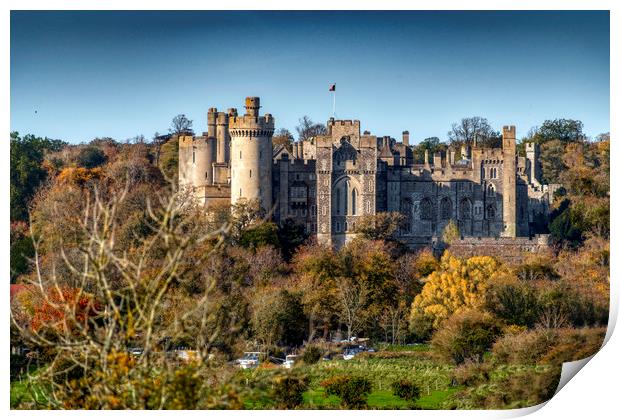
[[343, 180, 350, 215], [351, 188, 357, 215], [420, 198, 433, 221], [440, 197, 452, 219], [487, 204, 496, 219], [459, 198, 472, 220], [336, 188, 341, 215], [488, 184, 496, 197]]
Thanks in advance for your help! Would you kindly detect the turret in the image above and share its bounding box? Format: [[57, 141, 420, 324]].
[[216, 112, 229, 163], [207, 108, 217, 138], [229, 97, 275, 211], [402, 131, 410, 146], [525, 142, 541, 185]]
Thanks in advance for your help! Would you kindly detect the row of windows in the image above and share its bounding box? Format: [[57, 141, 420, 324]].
[[418, 197, 496, 220], [484, 167, 499, 179]]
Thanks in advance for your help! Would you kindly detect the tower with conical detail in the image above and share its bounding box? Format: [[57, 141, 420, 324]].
[[229, 97, 274, 211]]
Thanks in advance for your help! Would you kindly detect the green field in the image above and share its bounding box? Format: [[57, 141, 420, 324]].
[[240, 350, 461, 409], [12, 350, 557, 410]]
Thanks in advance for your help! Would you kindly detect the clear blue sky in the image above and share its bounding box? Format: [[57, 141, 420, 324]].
[[11, 10, 609, 144]]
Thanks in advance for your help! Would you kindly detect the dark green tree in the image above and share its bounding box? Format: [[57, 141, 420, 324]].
[[277, 218, 308, 261], [10, 132, 66, 221]]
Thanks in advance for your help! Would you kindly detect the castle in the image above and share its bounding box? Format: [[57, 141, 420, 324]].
[[179, 97, 558, 249]]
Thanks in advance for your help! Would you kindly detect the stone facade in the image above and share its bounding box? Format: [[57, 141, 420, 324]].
[[179, 96, 559, 250]]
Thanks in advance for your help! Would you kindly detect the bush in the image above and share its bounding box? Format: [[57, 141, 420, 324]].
[[485, 282, 540, 328], [451, 360, 492, 386], [447, 366, 561, 409], [302, 346, 323, 365], [321, 375, 372, 409], [391, 379, 421, 401], [492, 329, 558, 365], [76, 146, 107, 169], [271, 374, 309, 409], [540, 327, 605, 365], [431, 309, 502, 365]]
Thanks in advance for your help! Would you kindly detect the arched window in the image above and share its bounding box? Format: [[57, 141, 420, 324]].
[[487, 204, 496, 219], [420, 198, 433, 220], [488, 184, 495, 197], [351, 188, 357, 215], [336, 188, 341, 215], [343, 180, 349, 215], [440, 197, 452, 219], [459, 198, 472, 220]]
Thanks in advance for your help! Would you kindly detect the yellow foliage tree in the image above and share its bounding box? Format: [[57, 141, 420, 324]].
[[410, 252, 502, 329]]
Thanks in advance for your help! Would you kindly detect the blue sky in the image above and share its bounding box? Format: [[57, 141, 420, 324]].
[[10, 10, 609, 144]]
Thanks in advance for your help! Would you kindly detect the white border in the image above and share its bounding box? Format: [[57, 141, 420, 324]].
[[3, 2, 617, 420]]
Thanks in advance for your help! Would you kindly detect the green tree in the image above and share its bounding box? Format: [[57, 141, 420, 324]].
[[239, 222, 280, 250], [10, 222, 35, 282], [251, 290, 308, 347], [10, 132, 66, 221], [530, 119, 584, 144], [277, 218, 308, 261]]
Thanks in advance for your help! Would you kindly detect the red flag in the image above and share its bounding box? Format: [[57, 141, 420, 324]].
[[329, 84, 336, 91]]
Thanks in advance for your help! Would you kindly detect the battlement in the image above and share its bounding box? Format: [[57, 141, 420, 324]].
[[216, 112, 229, 125], [502, 125, 516, 138], [525, 142, 539, 152], [178, 135, 195, 148], [229, 114, 275, 131], [328, 119, 360, 127]]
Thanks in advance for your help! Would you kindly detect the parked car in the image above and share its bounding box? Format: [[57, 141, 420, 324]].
[[342, 345, 375, 360], [128, 347, 143, 357], [235, 352, 264, 369], [283, 354, 299, 369]]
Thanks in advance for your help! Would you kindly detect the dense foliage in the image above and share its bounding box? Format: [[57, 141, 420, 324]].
[[9, 117, 609, 410]]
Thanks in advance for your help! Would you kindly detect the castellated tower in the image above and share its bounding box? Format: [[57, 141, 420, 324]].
[[502, 125, 517, 238], [178, 135, 216, 191], [525, 142, 541, 186], [229, 97, 274, 211]]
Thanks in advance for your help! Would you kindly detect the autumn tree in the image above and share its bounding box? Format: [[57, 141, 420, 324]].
[[441, 219, 461, 244], [12, 184, 243, 408], [410, 252, 502, 331], [355, 212, 406, 242], [272, 128, 294, 148]]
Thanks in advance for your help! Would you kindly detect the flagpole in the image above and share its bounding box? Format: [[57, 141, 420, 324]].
[[332, 90, 336, 118]]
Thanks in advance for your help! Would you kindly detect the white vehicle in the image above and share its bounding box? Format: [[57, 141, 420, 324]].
[[283, 354, 299, 369], [236, 352, 263, 369]]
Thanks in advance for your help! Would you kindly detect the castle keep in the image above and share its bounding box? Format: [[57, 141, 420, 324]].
[[179, 97, 558, 249]]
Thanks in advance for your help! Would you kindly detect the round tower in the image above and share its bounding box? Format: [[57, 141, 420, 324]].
[[229, 97, 274, 211]]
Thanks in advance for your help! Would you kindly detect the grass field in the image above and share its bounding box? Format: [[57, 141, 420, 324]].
[[240, 349, 460, 409], [11, 349, 557, 409]]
